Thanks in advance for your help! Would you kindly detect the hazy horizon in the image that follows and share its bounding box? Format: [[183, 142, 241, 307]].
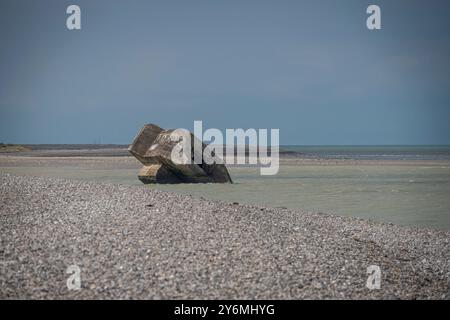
[[3, 142, 450, 147]]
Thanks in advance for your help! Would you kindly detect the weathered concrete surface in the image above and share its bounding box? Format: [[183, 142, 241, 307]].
[[128, 124, 232, 184], [128, 124, 164, 165], [137, 165, 181, 184]]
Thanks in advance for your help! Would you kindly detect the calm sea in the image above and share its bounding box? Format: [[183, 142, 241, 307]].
[[280, 145, 450, 161], [1, 145, 450, 230]]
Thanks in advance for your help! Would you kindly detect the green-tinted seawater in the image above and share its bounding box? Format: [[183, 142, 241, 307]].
[[2, 164, 450, 230]]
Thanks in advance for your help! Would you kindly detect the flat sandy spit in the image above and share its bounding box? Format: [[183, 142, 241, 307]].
[[2, 152, 450, 168], [1, 173, 449, 299]]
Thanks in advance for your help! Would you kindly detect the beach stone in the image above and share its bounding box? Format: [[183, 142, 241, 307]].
[[1, 173, 449, 299], [129, 124, 232, 184]]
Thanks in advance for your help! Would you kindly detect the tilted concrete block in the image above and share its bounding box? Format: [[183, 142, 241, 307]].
[[129, 124, 232, 184]]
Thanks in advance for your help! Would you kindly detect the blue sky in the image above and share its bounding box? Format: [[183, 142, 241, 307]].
[[1, 0, 450, 145]]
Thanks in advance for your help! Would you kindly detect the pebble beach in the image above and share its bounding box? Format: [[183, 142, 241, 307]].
[[1, 173, 449, 299]]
